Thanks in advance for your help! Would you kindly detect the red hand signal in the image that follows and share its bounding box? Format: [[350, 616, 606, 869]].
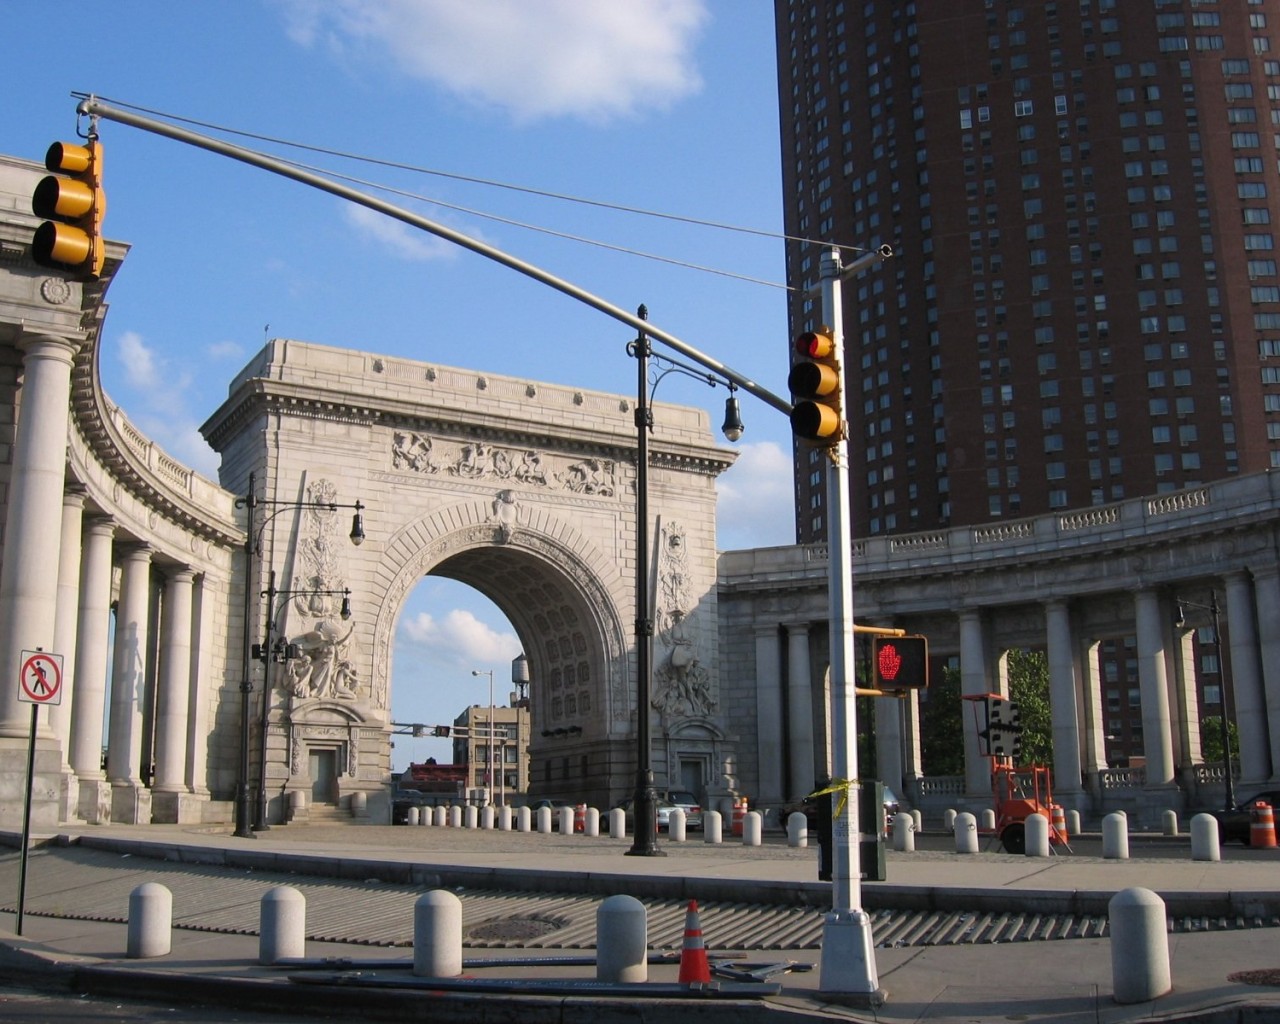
[[877, 643, 903, 680]]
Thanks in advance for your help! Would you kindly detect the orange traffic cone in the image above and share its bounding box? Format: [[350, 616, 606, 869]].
[[678, 899, 711, 984]]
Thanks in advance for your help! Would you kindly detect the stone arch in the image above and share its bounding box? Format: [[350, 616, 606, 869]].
[[371, 495, 631, 738]]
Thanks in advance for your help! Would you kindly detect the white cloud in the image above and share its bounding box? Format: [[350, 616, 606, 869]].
[[398, 607, 522, 664], [276, 0, 708, 123], [118, 330, 160, 391], [206, 339, 245, 361], [343, 205, 458, 261], [715, 440, 795, 551]]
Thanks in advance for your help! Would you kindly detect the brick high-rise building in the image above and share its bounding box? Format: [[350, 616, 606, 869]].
[[777, 1, 1280, 542]]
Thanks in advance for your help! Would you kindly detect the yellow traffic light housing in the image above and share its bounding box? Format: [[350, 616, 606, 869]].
[[31, 140, 106, 279], [788, 326, 843, 444]]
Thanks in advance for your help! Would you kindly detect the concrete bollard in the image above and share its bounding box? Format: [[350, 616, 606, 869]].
[[911, 808, 923, 832], [418, 806, 430, 826], [259, 886, 306, 965], [448, 805, 462, 828], [1109, 887, 1171, 1004], [289, 790, 307, 822], [585, 807, 600, 837], [1102, 811, 1130, 860], [350, 791, 367, 819], [669, 808, 686, 842], [558, 806, 575, 835], [1025, 813, 1050, 857], [517, 806, 531, 831], [481, 805, 495, 829], [704, 809, 723, 844], [1067, 809, 1082, 836], [433, 805, 446, 827], [127, 882, 172, 959], [787, 811, 809, 848], [1162, 809, 1179, 837], [1191, 813, 1221, 862], [596, 895, 647, 983], [944, 808, 957, 831], [609, 807, 626, 838], [406, 807, 420, 826], [980, 808, 996, 831], [536, 806, 553, 834], [742, 809, 763, 846], [499, 805, 513, 830], [954, 812, 978, 854], [414, 890, 463, 978], [893, 812, 915, 852], [464, 805, 478, 829]]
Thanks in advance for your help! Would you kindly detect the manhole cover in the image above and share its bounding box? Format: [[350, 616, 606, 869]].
[[467, 914, 568, 942]]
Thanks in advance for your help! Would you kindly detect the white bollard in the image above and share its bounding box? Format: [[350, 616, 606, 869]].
[[464, 805, 478, 829], [259, 886, 306, 965], [596, 895, 647, 983], [787, 811, 809, 848], [517, 806, 531, 831], [434, 805, 447, 827], [1025, 813, 1050, 857], [350, 791, 367, 819], [419, 805, 431, 826], [944, 808, 957, 831], [1109, 887, 1171, 1004], [1102, 811, 1130, 860], [406, 807, 419, 826], [704, 809, 723, 844], [448, 805, 462, 828], [912, 808, 923, 832], [954, 811, 978, 854], [980, 808, 996, 831], [742, 809, 763, 846], [127, 882, 172, 959], [414, 890, 463, 978], [481, 805, 495, 829], [893, 812, 915, 852], [1190, 812, 1221, 862], [499, 804, 513, 830], [609, 807, 626, 838], [585, 807, 600, 837], [1067, 809, 1082, 836], [1162, 809, 1179, 837], [669, 808, 686, 842], [536, 806, 553, 834], [559, 806, 575, 835]]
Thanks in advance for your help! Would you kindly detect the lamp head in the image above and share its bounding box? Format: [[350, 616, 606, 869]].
[[1174, 603, 1186, 629], [339, 591, 352, 620], [349, 502, 365, 546], [721, 393, 745, 442]]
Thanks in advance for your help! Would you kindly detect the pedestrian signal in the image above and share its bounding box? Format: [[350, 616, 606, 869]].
[[869, 635, 929, 689]]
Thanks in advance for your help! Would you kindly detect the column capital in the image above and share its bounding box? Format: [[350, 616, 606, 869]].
[[165, 567, 197, 585], [16, 331, 81, 362]]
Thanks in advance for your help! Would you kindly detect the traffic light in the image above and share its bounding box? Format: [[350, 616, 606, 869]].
[[787, 326, 843, 445], [31, 140, 106, 279], [869, 635, 929, 690], [432, 725, 451, 738]]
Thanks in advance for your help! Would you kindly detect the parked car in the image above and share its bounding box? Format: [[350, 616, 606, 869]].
[[1210, 790, 1280, 844], [391, 789, 427, 825], [616, 796, 688, 832], [664, 790, 705, 830], [777, 785, 901, 835]]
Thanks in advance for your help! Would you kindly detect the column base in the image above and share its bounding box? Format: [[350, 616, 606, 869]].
[[111, 782, 152, 824], [150, 790, 207, 824], [77, 778, 113, 824], [819, 909, 887, 1007], [0, 739, 61, 831], [57, 767, 79, 823]]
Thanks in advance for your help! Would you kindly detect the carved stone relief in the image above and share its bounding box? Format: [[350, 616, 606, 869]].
[[652, 520, 715, 719]]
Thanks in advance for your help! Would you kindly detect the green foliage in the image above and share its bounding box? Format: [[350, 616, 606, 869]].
[[1200, 716, 1239, 765], [920, 664, 964, 776], [1006, 648, 1052, 766]]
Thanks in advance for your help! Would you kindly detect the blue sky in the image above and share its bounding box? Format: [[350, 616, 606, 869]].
[[7, 1, 799, 770]]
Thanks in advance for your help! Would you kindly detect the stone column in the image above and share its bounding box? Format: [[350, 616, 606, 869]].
[[152, 568, 196, 823], [1226, 571, 1270, 785], [1045, 600, 1083, 801], [51, 488, 86, 820], [1169, 627, 1201, 768], [1255, 567, 1280, 779], [1078, 637, 1107, 779], [786, 623, 815, 799], [754, 626, 784, 804], [70, 517, 114, 822], [185, 574, 215, 796], [109, 543, 153, 824], [958, 609, 994, 797], [1133, 589, 1175, 789]]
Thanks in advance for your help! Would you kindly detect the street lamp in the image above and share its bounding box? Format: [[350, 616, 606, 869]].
[[233, 470, 365, 839], [1174, 590, 1235, 812], [472, 669, 496, 805], [625, 305, 745, 857]]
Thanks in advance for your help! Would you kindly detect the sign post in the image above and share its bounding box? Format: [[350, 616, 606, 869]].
[[15, 648, 63, 936]]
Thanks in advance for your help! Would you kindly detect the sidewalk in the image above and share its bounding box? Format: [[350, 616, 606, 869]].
[[1, 822, 1279, 1023]]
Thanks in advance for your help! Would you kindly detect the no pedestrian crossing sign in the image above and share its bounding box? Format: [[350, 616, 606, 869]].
[[18, 649, 63, 705]]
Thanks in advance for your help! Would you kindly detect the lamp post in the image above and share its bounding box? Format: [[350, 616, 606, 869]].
[[233, 471, 365, 839], [1175, 590, 1235, 812], [472, 669, 496, 805], [625, 305, 744, 858]]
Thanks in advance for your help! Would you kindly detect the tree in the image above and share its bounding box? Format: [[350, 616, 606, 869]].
[[1200, 716, 1239, 765], [920, 665, 964, 776], [1006, 648, 1052, 767]]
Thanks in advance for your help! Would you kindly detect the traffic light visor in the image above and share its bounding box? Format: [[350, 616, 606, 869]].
[[32, 221, 91, 267], [32, 175, 94, 220], [795, 330, 836, 359], [788, 360, 840, 398], [45, 142, 93, 175]]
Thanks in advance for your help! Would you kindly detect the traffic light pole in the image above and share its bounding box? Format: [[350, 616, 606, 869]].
[[816, 247, 883, 1006]]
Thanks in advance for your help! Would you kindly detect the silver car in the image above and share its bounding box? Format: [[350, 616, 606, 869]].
[[664, 790, 705, 830]]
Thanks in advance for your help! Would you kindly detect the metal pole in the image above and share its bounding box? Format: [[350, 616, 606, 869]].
[[16, 702, 38, 935], [627, 307, 662, 857], [489, 671, 496, 806], [75, 97, 792, 417], [816, 248, 881, 1002], [254, 570, 278, 830], [1211, 591, 1236, 812], [234, 472, 257, 839]]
